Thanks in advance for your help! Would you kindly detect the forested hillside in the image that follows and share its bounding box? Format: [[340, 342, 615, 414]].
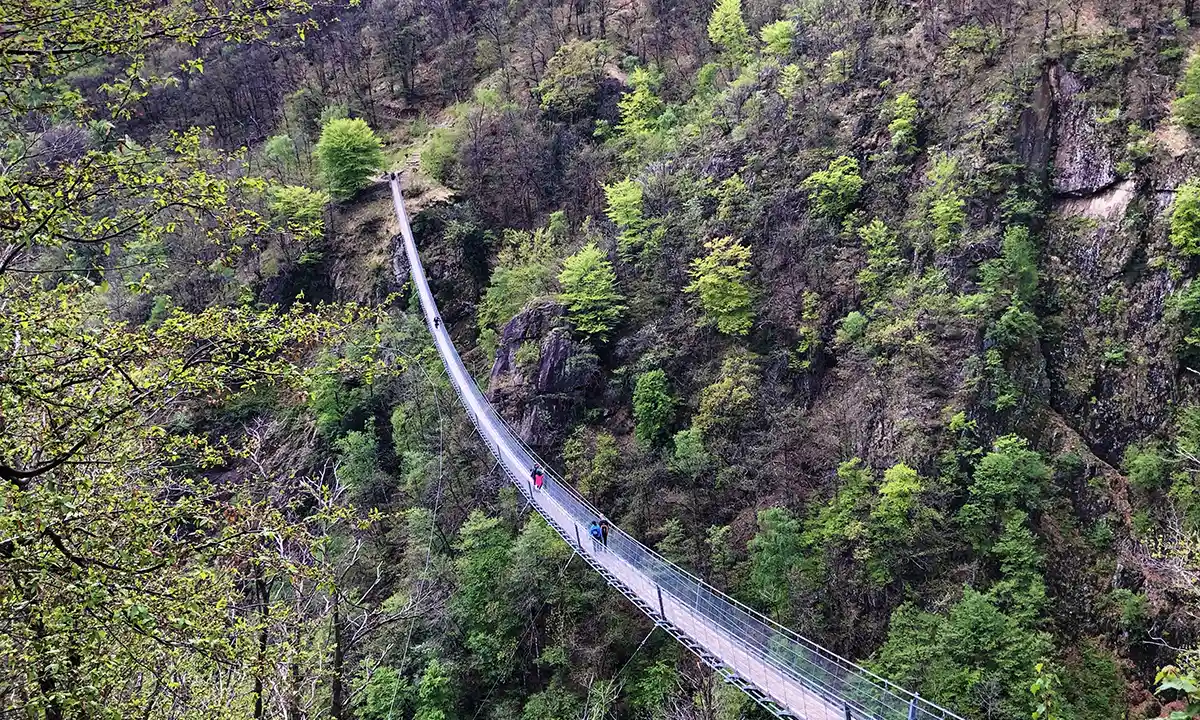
[[5, 0, 1200, 718]]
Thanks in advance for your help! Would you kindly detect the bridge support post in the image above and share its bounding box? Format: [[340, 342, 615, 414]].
[[574, 524, 582, 550], [656, 586, 665, 619], [844, 705, 851, 720], [907, 694, 919, 720]]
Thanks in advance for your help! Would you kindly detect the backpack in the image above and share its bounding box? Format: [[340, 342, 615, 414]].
[[589, 524, 602, 539]]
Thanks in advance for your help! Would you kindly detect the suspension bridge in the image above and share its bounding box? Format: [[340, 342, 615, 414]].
[[387, 175, 966, 720]]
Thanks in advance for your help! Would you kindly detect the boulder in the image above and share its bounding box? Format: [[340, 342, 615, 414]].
[[1050, 64, 1118, 197], [488, 300, 597, 448]]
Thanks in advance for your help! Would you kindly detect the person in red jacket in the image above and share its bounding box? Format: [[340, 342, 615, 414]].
[[531, 465, 545, 491]]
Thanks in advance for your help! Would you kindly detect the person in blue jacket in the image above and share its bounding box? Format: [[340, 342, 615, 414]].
[[588, 520, 603, 552]]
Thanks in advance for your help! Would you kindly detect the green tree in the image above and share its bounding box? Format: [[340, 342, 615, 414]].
[[748, 507, 803, 616], [415, 659, 457, 720], [537, 39, 607, 117], [800, 156, 863, 218], [314, 117, 385, 200], [1172, 179, 1200, 255], [559, 242, 626, 340], [633, 369, 674, 446], [671, 428, 711, 477], [1175, 52, 1200, 130], [707, 0, 752, 64], [452, 512, 520, 682], [684, 236, 755, 335], [269, 183, 330, 239], [888, 92, 919, 151], [760, 19, 796, 58], [926, 153, 967, 250], [617, 66, 665, 136], [694, 351, 759, 434]]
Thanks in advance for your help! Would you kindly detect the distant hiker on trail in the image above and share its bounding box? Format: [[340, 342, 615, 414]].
[[599, 519, 610, 548], [432, 316, 440, 329], [531, 466, 545, 491], [588, 520, 603, 552]]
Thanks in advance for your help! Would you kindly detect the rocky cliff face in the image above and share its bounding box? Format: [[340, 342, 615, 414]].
[[487, 300, 597, 447]]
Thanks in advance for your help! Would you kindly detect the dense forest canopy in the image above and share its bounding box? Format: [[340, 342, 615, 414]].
[[5, 0, 1200, 718]]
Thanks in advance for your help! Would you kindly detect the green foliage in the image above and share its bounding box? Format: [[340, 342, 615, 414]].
[[537, 40, 606, 117], [672, 427, 711, 477], [958, 435, 1049, 551], [633, 369, 674, 446], [264, 133, 300, 175], [1171, 179, 1200, 255], [874, 589, 1052, 719], [748, 507, 803, 615], [707, 0, 752, 64], [694, 350, 759, 435], [452, 512, 520, 683], [335, 419, 383, 494], [1069, 30, 1134, 81], [1124, 441, 1170, 490], [790, 290, 822, 370], [1157, 664, 1200, 720], [477, 226, 558, 355], [684, 236, 755, 335], [522, 685, 583, 720], [888, 92, 919, 151], [566, 429, 620, 496], [314, 117, 385, 200], [415, 659, 457, 720], [617, 66, 665, 136], [800, 156, 863, 219], [360, 667, 413, 720], [1175, 52, 1200, 130], [926, 153, 966, 250], [759, 19, 796, 58], [604, 177, 653, 255], [269, 184, 329, 240], [558, 242, 626, 341], [836, 310, 868, 347], [856, 219, 904, 302], [1109, 588, 1150, 629], [1030, 662, 1063, 720], [422, 127, 460, 183]]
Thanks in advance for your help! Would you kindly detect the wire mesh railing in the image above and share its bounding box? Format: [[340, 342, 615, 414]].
[[387, 176, 966, 720]]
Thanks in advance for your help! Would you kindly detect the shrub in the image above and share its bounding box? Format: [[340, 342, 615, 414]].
[[314, 117, 385, 200], [1123, 441, 1169, 490], [263, 133, 299, 175], [617, 66, 664, 136], [759, 19, 796, 58], [857, 219, 903, 301], [604, 177, 645, 250], [537, 40, 606, 117], [334, 419, 382, 495], [888, 92, 919, 151], [1176, 54, 1200, 129], [694, 350, 758, 434], [747, 507, 803, 615], [477, 227, 558, 356], [927, 153, 966, 249], [1171, 179, 1200, 255], [707, 0, 751, 64], [800, 156, 863, 219], [559, 243, 625, 341], [684, 236, 755, 335], [421, 127, 459, 183], [835, 310, 868, 347], [671, 427, 710, 477], [268, 184, 329, 240], [633, 369, 674, 446]]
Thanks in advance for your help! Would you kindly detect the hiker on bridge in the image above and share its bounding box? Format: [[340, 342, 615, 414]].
[[588, 520, 603, 552], [599, 519, 610, 549], [531, 466, 545, 491], [433, 315, 440, 329]]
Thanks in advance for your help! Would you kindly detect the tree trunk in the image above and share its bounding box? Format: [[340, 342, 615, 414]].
[[330, 598, 345, 720]]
